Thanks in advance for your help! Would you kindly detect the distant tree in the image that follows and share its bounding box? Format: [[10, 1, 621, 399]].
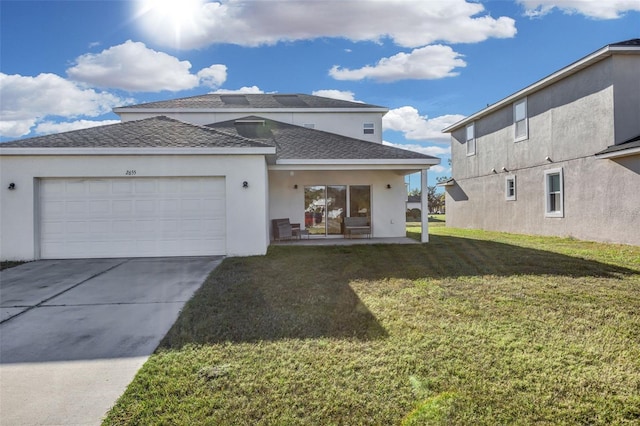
[[408, 186, 444, 213], [408, 188, 421, 197]]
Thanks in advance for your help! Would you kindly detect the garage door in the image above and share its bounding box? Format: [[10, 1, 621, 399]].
[[39, 177, 226, 259]]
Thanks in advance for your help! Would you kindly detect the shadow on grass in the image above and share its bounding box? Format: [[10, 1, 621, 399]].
[[160, 233, 638, 349]]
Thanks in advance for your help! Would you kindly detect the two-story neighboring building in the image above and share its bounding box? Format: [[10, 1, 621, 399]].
[[442, 40, 640, 246], [0, 94, 438, 261]]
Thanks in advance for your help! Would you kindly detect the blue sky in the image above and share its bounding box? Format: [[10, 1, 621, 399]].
[[1, 0, 639, 188]]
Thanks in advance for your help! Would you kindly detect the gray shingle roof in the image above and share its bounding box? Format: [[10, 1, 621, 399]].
[[611, 39, 640, 47], [115, 93, 386, 110], [595, 134, 640, 156], [207, 116, 438, 161], [0, 116, 271, 149]]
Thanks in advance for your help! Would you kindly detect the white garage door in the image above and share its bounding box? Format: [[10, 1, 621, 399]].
[[39, 177, 226, 259]]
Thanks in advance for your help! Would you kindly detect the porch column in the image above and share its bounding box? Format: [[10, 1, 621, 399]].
[[420, 168, 429, 243]]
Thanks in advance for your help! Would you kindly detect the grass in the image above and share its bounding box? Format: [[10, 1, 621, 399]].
[[104, 227, 640, 425]]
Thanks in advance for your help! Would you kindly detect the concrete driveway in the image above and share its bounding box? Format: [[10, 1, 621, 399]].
[[0, 256, 222, 425]]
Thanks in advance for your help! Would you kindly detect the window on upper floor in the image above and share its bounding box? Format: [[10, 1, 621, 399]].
[[466, 123, 476, 156], [505, 175, 516, 201], [544, 168, 564, 218], [514, 98, 528, 141], [363, 123, 375, 135]]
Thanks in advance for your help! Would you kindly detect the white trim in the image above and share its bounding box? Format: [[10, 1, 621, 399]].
[[363, 122, 375, 135], [275, 158, 439, 166], [442, 44, 640, 133], [421, 169, 429, 243], [436, 179, 455, 187], [544, 168, 564, 218], [466, 122, 476, 156], [114, 107, 389, 114], [505, 175, 516, 201], [595, 146, 640, 159], [513, 98, 528, 142], [269, 163, 434, 172], [0, 147, 276, 156]]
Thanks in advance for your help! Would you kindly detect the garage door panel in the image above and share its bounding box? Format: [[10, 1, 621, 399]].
[[135, 199, 156, 214], [40, 177, 226, 259], [42, 201, 65, 216]]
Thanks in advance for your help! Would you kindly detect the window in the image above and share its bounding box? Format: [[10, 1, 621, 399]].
[[544, 168, 563, 217], [514, 98, 528, 141], [363, 123, 375, 135], [349, 185, 371, 219], [505, 175, 516, 201], [466, 123, 476, 156], [303, 185, 370, 236]]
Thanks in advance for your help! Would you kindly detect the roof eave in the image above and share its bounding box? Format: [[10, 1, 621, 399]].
[[443, 44, 640, 133], [595, 146, 640, 159], [0, 147, 276, 156], [114, 107, 389, 115], [270, 158, 440, 171]]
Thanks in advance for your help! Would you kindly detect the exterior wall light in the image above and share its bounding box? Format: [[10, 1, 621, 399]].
[[242, 181, 249, 188], [293, 184, 298, 189], [8, 183, 16, 190], [502, 167, 509, 172], [491, 168, 497, 173], [386, 184, 391, 189], [545, 156, 552, 162]]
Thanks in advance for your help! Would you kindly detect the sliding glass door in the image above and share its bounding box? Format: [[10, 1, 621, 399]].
[[305, 185, 326, 235], [304, 185, 370, 236]]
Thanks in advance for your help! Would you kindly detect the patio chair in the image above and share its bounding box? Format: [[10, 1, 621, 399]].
[[272, 218, 307, 240], [272, 218, 292, 240]]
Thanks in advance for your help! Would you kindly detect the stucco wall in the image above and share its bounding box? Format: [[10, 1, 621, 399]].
[[0, 154, 270, 260], [612, 55, 640, 144], [118, 111, 385, 144], [447, 55, 640, 245], [268, 169, 408, 238], [446, 155, 640, 245]]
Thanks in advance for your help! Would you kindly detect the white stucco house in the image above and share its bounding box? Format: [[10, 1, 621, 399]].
[[0, 94, 439, 260], [442, 40, 640, 245]]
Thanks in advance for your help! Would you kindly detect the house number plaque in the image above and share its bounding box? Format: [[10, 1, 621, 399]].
[[125, 170, 137, 176]]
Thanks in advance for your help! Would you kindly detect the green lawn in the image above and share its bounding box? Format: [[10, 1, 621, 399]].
[[104, 227, 640, 425]]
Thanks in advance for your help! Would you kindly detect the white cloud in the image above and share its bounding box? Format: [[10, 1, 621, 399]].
[[0, 72, 128, 138], [383, 140, 451, 157], [133, 0, 516, 49], [429, 164, 450, 174], [383, 106, 465, 142], [519, 0, 640, 19], [330, 45, 466, 82], [0, 120, 34, 139], [34, 119, 121, 135], [197, 64, 228, 89], [213, 86, 264, 94], [311, 90, 360, 102], [67, 40, 227, 92]]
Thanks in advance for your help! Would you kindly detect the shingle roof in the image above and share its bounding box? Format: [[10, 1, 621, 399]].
[[0, 115, 439, 165], [595, 134, 640, 156], [114, 93, 386, 110], [0, 116, 271, 149], [206, 116, 438, 162], [611, 39, 640, 47]]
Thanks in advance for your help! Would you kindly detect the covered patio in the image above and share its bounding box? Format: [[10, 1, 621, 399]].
[[270, 236, 419, 246]]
